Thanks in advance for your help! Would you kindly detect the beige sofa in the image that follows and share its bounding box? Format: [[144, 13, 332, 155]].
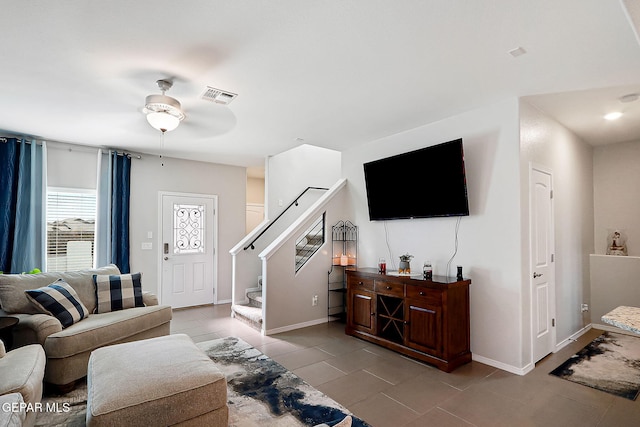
[[0, 265, 172, 389], [0, 341, 46, 427]]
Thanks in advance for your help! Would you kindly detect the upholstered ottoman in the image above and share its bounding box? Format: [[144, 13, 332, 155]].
[[86, 334, 228, 427]]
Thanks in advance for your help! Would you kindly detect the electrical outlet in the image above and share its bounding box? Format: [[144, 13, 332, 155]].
[[312, 295, 318, 306], [581, 303, 589, 312]]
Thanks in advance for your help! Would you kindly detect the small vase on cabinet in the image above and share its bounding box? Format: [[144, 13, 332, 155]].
[[398, 253, 413, 274]]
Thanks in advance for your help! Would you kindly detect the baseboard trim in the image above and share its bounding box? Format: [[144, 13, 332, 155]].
[[472, 354, 533, 376], [265, 317, 329, 335], [554, 324, 592, 353]]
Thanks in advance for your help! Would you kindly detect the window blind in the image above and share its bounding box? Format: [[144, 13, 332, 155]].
[[46, 189, 97, 272]]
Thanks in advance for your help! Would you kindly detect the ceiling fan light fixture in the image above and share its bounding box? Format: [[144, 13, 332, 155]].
[[144, 80, 185, 132], [146, 110, 181, 133]]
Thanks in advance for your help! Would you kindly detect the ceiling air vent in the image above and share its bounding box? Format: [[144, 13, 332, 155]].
[[201, 87, 238, 105]]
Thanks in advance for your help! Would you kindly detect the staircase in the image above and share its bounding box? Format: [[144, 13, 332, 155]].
[[230, 179, 347, 335], [232, 227, 325, 331], [231, 279, 264, 330]]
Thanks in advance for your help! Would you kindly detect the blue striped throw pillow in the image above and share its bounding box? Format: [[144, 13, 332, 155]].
[[25, 280, 89, 328], [93, 273, 145, 313]]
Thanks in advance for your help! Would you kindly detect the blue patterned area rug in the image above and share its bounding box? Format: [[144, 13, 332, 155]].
[[36, 336, 369, 427], [197, 336, 370, 427], [549, 332, 640, 400]]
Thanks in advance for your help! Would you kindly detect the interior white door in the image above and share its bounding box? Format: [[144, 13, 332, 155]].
[[161, 193, 216, 308], [530, 167, 555, 363]]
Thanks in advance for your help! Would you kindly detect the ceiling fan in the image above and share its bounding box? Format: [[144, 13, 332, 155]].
[[143, 79, 238, 134], [143, 79, 185, 133]]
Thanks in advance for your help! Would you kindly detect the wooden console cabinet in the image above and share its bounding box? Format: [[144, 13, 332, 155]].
[[346, 268, 471, 372]]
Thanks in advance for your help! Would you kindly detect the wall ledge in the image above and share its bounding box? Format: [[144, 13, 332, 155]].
[[590, 254, 640, 260]]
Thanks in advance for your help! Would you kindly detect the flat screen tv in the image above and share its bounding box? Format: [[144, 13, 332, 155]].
[[363, 139, 469, 220]]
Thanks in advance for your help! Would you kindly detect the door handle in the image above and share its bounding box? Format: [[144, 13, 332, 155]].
[[164, 257, 169, 261], [533, 272, 543, 278]]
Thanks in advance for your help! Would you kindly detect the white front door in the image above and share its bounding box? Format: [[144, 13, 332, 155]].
[[160, 193, 217, 308], [530, 166, 555, 363]]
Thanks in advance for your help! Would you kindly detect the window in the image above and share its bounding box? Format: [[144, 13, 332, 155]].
[[173, 203, 205, 254], [46, 188, 97, 272]]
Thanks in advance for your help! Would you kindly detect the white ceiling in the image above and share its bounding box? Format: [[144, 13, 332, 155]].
[[2, 0, 640, 169]]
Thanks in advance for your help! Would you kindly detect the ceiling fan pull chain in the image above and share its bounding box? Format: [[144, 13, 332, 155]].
[[160, 131, 165, 167]]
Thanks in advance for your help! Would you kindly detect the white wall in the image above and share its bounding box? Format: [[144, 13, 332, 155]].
[[47, 144, 97, 189], [591, 140, 640, 324], [46, 148, 245, 302], [342, 99, 525, 371], [129, 155, 246, 302], [519, 101, 594, 359], [247, 177, 265, 204], [590, 254, 640, 325], [593, 140, 640, 255], [267, 144, 341, 219]]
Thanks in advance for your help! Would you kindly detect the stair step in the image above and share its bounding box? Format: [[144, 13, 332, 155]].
[[231, 304, 263, 331], [247, 291, 263, 307]]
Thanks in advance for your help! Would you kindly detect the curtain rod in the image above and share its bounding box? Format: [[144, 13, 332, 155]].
[[0, 135, 143, 159]]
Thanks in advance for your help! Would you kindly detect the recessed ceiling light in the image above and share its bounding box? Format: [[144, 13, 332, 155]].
[[604, 112, 623, 121]]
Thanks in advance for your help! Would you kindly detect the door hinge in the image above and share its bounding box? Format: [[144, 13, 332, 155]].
[[552, 318, 555, 327], [551, 254, 554, 262], [550, 190, 553, 199]]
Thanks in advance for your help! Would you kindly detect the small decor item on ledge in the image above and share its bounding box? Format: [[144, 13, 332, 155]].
[[378, 258, 386, 274], [398, 253, 413, 274], [423, 261, 433, 280], [456, 266, 463, 281], [606, 230, 628, 256]]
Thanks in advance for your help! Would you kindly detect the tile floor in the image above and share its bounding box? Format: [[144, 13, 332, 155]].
[[171, 304, 640, 427]]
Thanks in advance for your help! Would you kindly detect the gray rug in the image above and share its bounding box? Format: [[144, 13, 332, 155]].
[[550, 332, 640, 400], [36, 336, 369, 426]]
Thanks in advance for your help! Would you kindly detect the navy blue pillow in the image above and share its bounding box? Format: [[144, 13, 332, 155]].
[[25, 279, 89, 328]]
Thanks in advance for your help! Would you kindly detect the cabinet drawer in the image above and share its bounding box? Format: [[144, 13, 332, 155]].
[[406, 285, 441, 305], [348, 276, 374, 291], [375, 280, 404, 297]]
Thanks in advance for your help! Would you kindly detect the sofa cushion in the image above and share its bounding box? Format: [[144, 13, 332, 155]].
[[44, 305, 172, 359], [25, 280, 89, 328], [0, 265, 121, 314], [93, 273, 144, 314]]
